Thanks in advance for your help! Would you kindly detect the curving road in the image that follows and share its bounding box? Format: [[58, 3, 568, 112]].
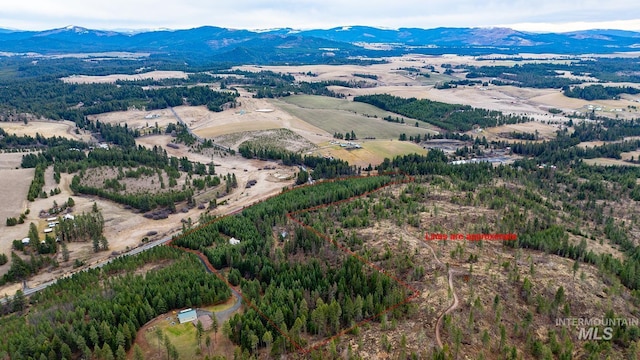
[[189, 250, 243, 322]]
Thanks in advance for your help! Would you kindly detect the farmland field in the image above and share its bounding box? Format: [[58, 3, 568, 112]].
[[0, 120, 91, 141], [273, 95, 437, 140], [60, 70, 189, 84], [309, 140, 428, 167]]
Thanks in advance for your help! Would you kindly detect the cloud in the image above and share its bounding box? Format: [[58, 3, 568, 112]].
[[1, 0, 639, 31]]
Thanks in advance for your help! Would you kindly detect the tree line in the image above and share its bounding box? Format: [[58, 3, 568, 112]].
[[563, 84, 640, 100], [354, 93, 530, 132], [0, 78, 238, 126], [238, 144, 357, 179]]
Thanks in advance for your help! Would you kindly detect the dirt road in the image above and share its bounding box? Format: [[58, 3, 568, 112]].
[[423, 242, 461, 349]]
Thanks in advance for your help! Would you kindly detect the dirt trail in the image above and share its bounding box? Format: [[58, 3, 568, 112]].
[[424, 242, 460, 349]]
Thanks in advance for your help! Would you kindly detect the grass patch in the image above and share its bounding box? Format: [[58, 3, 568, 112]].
[[203, 298, 235, 313], [145, 318, 201, 359]]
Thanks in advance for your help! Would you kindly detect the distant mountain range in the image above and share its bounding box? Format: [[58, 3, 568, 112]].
[[1, 25, 639, 64]]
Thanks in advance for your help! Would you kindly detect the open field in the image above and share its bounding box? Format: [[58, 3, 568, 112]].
[[238, 55, 640, 122], [0, 152, 26, 169], [88, 108, 178, 134], [481, 121, 562, 142], [234, 54, 582, 87], [621, 150, 640, 161], [576, 136, 640, 149], [273, 95, 437, 140], [60, 70, 188, 84], [178, 100, 331, 144], [308, 140, 427, 168], [215, 128, 315, 152], [0, 168, 34, 277], [0, 120, 92, 141], [583, 158, 640, 166]]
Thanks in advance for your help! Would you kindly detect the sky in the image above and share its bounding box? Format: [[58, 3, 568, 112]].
[[2, 0, 640, 32]]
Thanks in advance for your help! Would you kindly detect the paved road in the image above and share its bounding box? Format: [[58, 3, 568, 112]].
[[193, 255, 242, 323], [1, 232, 176, 303]]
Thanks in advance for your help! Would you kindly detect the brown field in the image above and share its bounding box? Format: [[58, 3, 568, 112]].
[[0, 120, 91, 141], [214, 128, 315, 152], [481, 121, 562, 142], [308, 140, 427, 168], [0, 168, 34, 278], [583, 158, 640, 167], [621, 150, 640, 161], [0, 152, 26, 170], [576, 136, 640, 149], [60, 70, 188, 84], [236, 55, 640, 123], [180, 100, 332, 144], [88, 108, 177, 133]]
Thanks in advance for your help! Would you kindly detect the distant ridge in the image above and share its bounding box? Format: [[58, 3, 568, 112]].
[[0, 25, 638, 63]]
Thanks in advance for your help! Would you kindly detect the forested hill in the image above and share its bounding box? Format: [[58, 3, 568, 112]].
[[1, 26, 640, 63]]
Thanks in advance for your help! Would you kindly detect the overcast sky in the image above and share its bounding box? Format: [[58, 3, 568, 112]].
[[2, 0, 639, 32]]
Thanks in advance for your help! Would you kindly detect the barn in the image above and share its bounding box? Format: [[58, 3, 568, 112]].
[[177, 308, 197, 324]]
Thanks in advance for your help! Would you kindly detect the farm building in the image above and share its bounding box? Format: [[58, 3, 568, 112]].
[[177, 308, 197, 324]]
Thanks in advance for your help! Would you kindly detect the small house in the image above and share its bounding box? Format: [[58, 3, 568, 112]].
[[44, 228, 53, 233], [229, 237, 240, 245], [21, 237, 30, 245], [63, 214, 75, 221]]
